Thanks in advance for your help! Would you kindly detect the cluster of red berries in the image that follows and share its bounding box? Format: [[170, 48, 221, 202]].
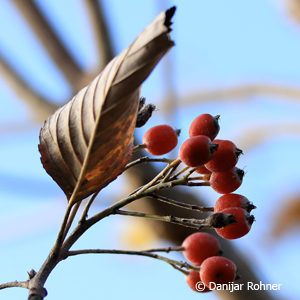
[[142, 115, 255, 237], [142, 113, 256, 292], [181, 113, 245, 194], [142, 113, 245, 194], [182, 192, 255, 292], [182, 232, 236, 293]]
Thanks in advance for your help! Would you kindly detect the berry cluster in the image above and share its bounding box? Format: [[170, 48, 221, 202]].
[[142, 113, 245, 194], [182, 232, 236, 292], [141, 113, 256, 292], [184, 114, 244, 194]]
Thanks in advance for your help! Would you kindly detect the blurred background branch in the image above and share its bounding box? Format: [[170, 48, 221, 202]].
[[84, 0, 115, 69], [0, 52, 57, 121], [11, 0, 84, 91], [165, 83, 300, 109]]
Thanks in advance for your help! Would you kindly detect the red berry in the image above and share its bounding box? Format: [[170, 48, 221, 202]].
[[205, 139, 243, 172], [200, 256, 237, 288], [189, 114, 220, 140], [182, 232, 221, 266], [195, 165, 211, 175], [215, 207, 254, 239], [210, 167, 244, 194], [142, 125, 178, 155], [185, 270, 211, 293], [214, 193, 256, 213], [179, 136, 218, 167]]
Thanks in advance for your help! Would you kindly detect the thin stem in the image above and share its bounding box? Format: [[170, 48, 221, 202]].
[[125, 156, 174, 170], [150, 194, 214, 212], [187, 176, 204, 181], [113, 209, 214, 230], [79, 191, 100, 223], [183, 167, 198, 179], [172, 166, 190, 178], [52, 203, 74, 255], [145, 176, 209, 191], [66, 249, 199, 272], [137, 158, 181, 194], [62, 201, 81, 241], [127, 158, 181, 196], [0, 281, 29, 290], [140, 246, 184, 253], [161, 161, 180, 183], [133, 144, 147, 152], [186, 181, 210, 187], [170, 264, 189, 275]]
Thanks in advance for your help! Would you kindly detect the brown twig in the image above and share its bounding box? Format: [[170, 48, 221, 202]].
[[66, 248, 199, 272], [133, 144, 147, 152], [52, 203, 74, 255], [171, 166, 190, 178], [113, 209, 232, 230], [150, 194, 214, 212], [79, 190, 101, 223], [62, 201, 82, 241], [0, 280, 29, 290], [125, 156, 174, 170]]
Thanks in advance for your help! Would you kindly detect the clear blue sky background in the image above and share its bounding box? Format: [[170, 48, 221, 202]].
[[1, 0, 300, 299]]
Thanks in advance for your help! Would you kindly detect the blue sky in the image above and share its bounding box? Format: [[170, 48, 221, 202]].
[[1, 0, 300, 299]]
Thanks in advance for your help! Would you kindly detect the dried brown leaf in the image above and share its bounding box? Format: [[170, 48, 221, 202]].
[[38, 7, 176, 203]]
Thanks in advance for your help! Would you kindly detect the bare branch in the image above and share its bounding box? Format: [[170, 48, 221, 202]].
[[150, 194, 214, 212], [79, 190, 101, 223], [84, 0, 115, 69], [52, 203, 74, 255], [125, 156, 174, 170], [113, 209, 235, 230], [67, 248, 198, 272], [0, 280, 29, 290], [0, 54, 57, 121], [12, 0, 84, 90]]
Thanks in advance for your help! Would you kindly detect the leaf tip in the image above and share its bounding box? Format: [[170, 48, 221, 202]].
[[165, 6, 176, 31]]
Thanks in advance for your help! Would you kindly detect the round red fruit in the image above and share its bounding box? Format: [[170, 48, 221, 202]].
[[182, 232, 221, 266], [205, 139, 243, 172], [215, 207, 254, 239], [214, 193, 256, 213], [195, 165, 211, 175], [189, 114, 220, 140], [185, 270, 211, 293], [200, 256, 237, 288], [142, 124, 178, 155], [179, 136, 218, 167], [210, 167, 244, 194]]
